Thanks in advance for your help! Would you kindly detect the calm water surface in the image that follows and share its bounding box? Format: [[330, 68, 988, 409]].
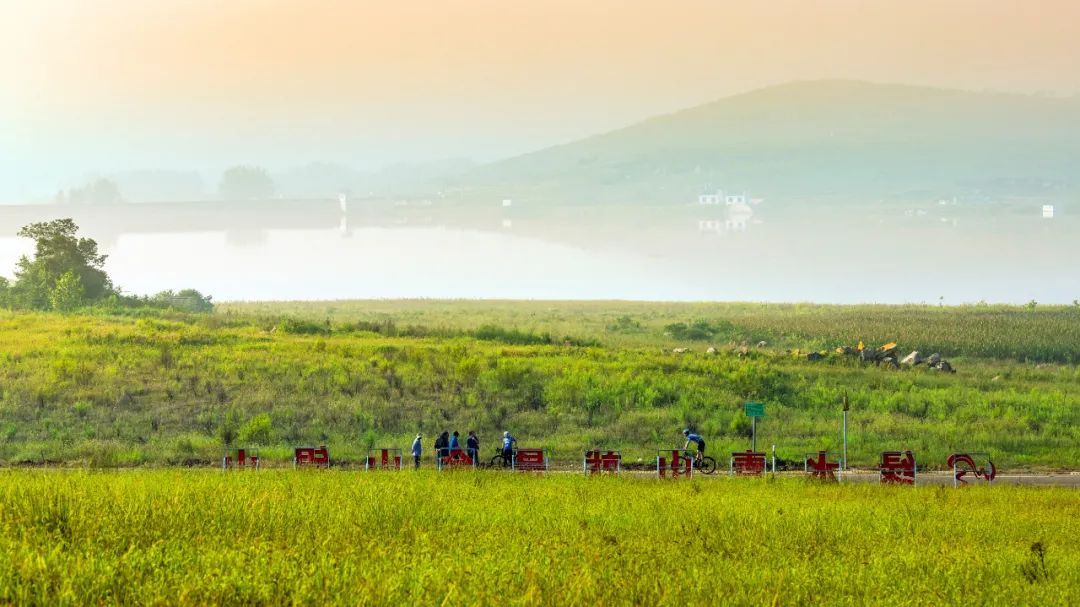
[[0, 201, 1075, 303]]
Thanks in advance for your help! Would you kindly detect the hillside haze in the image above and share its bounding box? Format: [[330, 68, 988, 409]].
[[463, 80, 1080, 203]]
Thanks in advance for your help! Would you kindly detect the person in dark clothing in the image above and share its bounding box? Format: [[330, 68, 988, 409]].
[[466, 431, 480, 463], [433, 431, 450, 463]]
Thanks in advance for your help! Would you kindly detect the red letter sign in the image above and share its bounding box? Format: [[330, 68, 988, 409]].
[[731, 450, 767, 476], [805, 451, 839, 481], [294, 445, 330, 468], [880, 451, 915, 484], [947, 453, 996, 486], [584, 450, 621, 475], [366, 448, 402, 471], [657, 450, 693, 479], [514, 448, 548, 472], [223, 448, 259, 470]]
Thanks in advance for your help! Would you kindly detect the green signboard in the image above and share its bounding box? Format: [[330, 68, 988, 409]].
[[744, 402, 765, 417]]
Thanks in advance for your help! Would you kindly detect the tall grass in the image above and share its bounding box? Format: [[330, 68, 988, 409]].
[[223, 300, 1080, 363], [0, 471, 1076, 605]]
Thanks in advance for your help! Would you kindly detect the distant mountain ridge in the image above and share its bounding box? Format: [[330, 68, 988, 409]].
[[461, 80, 1080, 202]]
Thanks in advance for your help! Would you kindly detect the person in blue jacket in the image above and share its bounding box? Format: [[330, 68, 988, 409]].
[[682, 428, 706, 466], [449, 430, 461, 451], [410, 433, 422, 469]]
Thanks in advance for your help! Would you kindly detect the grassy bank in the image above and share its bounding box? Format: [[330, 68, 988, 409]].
[[0, 471, 1076, 605], [222, 300, 1080, 363], [1, 302, 1077, 468]]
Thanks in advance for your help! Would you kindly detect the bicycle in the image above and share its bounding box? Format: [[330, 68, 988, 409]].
[[489, 447, 517, 469], [685, 450, 717, 475]]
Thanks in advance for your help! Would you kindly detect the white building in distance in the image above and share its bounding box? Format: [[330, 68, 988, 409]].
[[698, 190, 760, 206]]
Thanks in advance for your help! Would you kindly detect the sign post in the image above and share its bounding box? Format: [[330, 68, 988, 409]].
[[842, 394, 849, 471], [744, 402, 765, 451]]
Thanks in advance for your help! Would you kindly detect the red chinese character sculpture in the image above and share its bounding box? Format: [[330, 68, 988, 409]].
[[439, 448, 475, 470], [805, 451, 839, 481], [657, 450, 693, 478], [880, 450, 916, 484], [223, 448, 259, 470], [947, 453, 996, 486], [731, 450, 767, 476], [294, 445, 330, 468], [584, 450, 621, 474], [514, 448, 548, 472], [366, 448, 402, 471]]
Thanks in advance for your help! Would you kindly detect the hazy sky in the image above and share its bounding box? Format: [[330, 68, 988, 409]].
[[3, 0, 1080, 199]]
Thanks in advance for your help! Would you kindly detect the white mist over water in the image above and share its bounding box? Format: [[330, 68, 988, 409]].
[[0, 203, 1076, 303]]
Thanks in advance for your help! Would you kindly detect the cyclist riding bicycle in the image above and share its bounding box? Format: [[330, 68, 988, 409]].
[[682, 429, 706, 465]]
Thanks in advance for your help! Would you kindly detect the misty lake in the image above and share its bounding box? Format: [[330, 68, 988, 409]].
[[0, 200, 1076, 304]]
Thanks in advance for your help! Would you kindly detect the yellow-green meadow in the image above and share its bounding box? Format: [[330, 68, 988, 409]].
[[0, 470, 1076, 606]]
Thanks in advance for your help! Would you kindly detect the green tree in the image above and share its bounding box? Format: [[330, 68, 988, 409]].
[[219, 166, 275, 200], [151, 288, 214, 312], [12, 219, 112, 309], [237, 413, 275, 445], [49, 271, 84, 311]]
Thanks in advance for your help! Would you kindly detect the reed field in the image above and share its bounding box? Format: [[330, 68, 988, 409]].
[[0, 470, 1076, 606], [222, 300, 1080, 363], [1, 301, 1078, 469]]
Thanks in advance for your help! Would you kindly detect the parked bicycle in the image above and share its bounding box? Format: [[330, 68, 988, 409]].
[[489, 447, 517, 469]]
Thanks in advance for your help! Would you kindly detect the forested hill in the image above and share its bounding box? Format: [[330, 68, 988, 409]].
[[459, 80, 1080, 202]]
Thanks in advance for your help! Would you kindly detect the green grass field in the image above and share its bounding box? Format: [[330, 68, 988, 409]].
[[1, 301, 1077, 605], [0, 471, 1076, 606], [1, 301, 1077, 469], [2, 298, 1080, 468]]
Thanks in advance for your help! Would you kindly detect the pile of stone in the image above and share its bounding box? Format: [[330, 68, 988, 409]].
[[829, 342, 957, 373], [899, 350, 955, 373]]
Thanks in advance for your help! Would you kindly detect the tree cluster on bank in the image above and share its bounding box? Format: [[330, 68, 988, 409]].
[[0, 218, 213, 314]]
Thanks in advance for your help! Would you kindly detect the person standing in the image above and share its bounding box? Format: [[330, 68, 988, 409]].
[[434, 431, 450, 462], [449, 431, 461, 451], [466, 431, 480, 463], [411, 433, 422, 469], [501, 431, 516, 466]]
